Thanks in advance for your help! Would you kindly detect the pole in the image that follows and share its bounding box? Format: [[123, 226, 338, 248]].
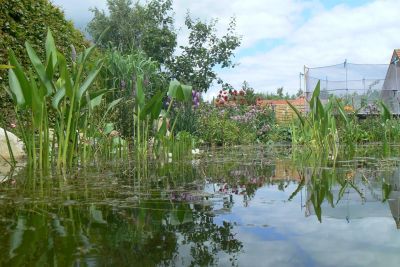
[[299, 72, 302, 93], [345, 59, 348, 92], [325, 76, 328, 93], [363, 78, 365, 91], [304, 65, 307, 112], [395, 59, 398, 114], [363, 78, 366, 109]]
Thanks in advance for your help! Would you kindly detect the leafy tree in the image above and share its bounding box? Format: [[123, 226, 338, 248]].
[[88, 1, 241, 93], [242, 80, 256, 104], [276, 87, 284, 98], [254, 87, 297, 100], [296, 88, 304, 97], [167, 14, 241, 92], [87, 0, 176, 65]]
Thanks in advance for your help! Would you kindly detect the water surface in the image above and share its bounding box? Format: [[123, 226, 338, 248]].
[[1, 146, 400, 266]]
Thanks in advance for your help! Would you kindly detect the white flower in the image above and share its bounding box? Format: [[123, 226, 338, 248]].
[[191, 148, 201, 155]]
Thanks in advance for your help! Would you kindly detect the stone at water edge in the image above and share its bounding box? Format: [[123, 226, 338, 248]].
[[0, 128, 25, 160]]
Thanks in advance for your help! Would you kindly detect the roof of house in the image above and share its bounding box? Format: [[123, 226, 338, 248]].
[[395, 49, 400, 59]]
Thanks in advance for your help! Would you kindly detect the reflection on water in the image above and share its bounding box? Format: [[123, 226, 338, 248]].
[[1, 146, 400, 266]]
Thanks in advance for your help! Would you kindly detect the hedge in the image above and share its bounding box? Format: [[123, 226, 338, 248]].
[[0, 0, 90, 124]]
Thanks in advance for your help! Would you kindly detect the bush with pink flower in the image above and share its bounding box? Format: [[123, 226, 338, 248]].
[[195, 102, 276, 145]]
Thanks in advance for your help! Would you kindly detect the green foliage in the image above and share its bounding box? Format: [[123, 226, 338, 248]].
[[100, 48, 165, 137], [0, 0, 90, 124], [193, 102, 281, 146], [268, 124, 292, 143], [172, 105, 199, 134], [167, 15, 241, 92], [225, 105, 275, 143], [242, 81, 257, 105], [87, 0, 176, 65], [87, 0, 241, 93], [196, 104, 276, 146], [288, 81, 340, 156], [197, 108, 244, 146], [6, 30, 105, 171], [254, 88, 297, 101], [276, 87, 284, 98]]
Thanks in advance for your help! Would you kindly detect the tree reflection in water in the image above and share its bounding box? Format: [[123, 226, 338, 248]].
[[0, 161, 244, 267], [3, 148, 400, 266]]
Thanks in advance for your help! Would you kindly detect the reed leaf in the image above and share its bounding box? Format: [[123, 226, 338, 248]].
[[105, 98, 123, 116], [77, 65, 103, 101], [140, 90, 164, 120], [136, 75, 145, 109], [45, 29, 58, 69], [8, 69, 25, 107], [287, 100, 305, 127], [25, 41, 54, 95], [0, 64, 14, 69], [52, 87, 66, 110], [380, 101, 392, 122], [8, 50, 32, 107]]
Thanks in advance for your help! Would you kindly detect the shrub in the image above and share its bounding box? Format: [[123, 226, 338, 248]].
[[196, 105, 242, 146], [196, 104, 275, 146]]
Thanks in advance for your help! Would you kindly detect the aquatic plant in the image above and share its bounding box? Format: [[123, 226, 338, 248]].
[[288, 81, 341, 157], [101, 48, 164, 137], [5, 30, 104, 171]]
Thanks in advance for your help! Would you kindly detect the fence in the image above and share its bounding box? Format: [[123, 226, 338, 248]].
[[304, 60, 400, 114]]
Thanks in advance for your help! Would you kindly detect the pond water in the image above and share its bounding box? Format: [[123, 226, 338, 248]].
[[1, 146, 400, 266]]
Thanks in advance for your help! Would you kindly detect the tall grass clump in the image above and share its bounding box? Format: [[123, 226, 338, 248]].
[[5, 30, 105, 171], [151, 80, 194, 157], [101, 49, 165, 137], [288, 81, 345, 158]]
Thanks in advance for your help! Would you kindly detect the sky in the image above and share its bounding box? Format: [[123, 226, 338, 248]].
[[51, 0, 400, 101]]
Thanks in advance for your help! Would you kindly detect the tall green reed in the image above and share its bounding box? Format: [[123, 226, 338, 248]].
[[101, 49, 163, 137], [380, 101, 392, 155], [288, 81, 343, 158], [5, 30, 104, 171], [95, 48, 196, 160]]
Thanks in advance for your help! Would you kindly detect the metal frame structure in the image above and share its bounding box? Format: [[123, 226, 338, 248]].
[[303, 58, 400, 114]]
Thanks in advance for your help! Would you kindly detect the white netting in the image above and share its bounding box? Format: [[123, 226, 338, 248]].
[[305, 61, 400, 114]]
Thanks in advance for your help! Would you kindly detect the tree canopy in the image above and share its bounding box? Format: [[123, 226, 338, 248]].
[[88, 0, 241, 92], [167, 15, 241, 92], [87, 0, 177, 65]]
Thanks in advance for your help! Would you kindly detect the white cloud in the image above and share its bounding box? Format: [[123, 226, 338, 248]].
[[50, 0, 108, 30], [51, 0, 400, 101], [205, 0, 400, 101]]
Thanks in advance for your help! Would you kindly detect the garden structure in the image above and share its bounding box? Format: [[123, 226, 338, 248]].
[[304, 49, 400, 114], [256, 97, 306, 124]]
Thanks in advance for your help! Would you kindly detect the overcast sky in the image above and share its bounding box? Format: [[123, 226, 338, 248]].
[[51, 0, 400, 100]]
